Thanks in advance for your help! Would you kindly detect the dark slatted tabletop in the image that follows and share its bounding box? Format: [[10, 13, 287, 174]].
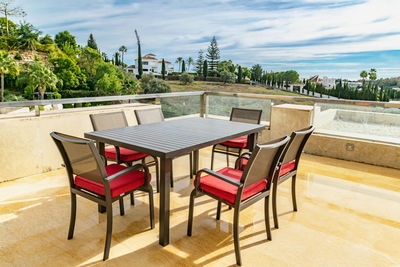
[[84, 117, 265, 158]]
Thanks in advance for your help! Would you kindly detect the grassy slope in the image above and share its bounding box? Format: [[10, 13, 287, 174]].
[[166, 80, 302, 96]]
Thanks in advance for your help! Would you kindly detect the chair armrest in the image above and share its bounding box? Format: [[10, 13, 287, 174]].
[[106, 163, 147, 182], [234, 152, 252, 170], [195, 168, 242, 188]]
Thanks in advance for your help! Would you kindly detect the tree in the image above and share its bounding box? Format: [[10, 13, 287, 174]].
[[55, 31, 77, 52], [187, 57, 193, 72], [101, 52, 109, 62], [175, 57, 182, 72], [283, 70, 299, 84], [251, 64, 263, 82], [181, 60, 185, 73], [161, 58, 166, 80], [119, 45, 127, 65], [237, 65, 242, 83], [22, 61, 58, 99], [141, 74, 171, 94], [50, 52, 84, 90], [40, 34, 54, 45], [369, 68, 377, 81], [114, 52, 120, 65], [360, 70, 368, 81], [179, 72, 193, 84], [220, 71, 235, 84], [195, 50, 203, 74], [78, 46, 102, 78], [206, 36, 220, 70], [87, 33, 98, 51], [0, 51, 18, 101], [0, 0, 25, 37], [18, 22, 41, 50], [203, 60, 208, 80], [134, 29, 143, 78]]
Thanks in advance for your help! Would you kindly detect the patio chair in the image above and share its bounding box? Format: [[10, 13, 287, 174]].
[[50, 132, 154, 261], [187, 136, 290, 266], [90, 111, 160, 198], [237, 126, 315, 229], [210, 108, 262, 170], [134, 108, 193, 188]]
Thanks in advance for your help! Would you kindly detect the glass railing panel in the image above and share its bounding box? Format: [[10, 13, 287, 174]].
[[161, 95, 200, 118]]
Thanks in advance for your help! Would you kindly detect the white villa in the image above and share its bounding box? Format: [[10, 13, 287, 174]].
[[321, 77, 336, 89], [126, 54, 174, 76]]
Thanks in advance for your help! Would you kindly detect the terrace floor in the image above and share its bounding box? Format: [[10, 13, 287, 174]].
[[1, 149, 400, 266]]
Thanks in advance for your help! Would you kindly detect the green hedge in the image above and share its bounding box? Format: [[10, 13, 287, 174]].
[[59, 90, 109, 98]]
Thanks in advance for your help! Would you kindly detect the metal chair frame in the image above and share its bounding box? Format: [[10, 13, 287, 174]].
[[51, 132, 154, 261], [187, 136, 290, 266]]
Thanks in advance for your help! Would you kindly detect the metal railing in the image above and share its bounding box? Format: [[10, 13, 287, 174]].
[[1, 91, 400, 117]]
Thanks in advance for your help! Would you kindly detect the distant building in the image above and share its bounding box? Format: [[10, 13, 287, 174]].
[[321, 77, 336, 89], [126, 54, 173, 76], [348, 82, 362, 88]]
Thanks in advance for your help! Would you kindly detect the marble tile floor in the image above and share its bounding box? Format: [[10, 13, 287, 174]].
[[1, 148, 400, 266]]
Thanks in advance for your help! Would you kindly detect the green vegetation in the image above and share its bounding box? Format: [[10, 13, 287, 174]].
[[141, 73, 171, 94], [179, 72, 194, 85], [206, 36, 220, 70], [0, 50, 18, 101]]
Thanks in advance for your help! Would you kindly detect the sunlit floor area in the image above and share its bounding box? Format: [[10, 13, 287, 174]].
[[1, 148, 400, 266]]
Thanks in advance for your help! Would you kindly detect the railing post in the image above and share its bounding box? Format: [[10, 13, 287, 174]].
[[34, 105, 40, 116], [155, 97, 161, 105], [200, 92, 207, 117]]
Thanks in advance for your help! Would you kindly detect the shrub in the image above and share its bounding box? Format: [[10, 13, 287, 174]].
[[14, 52, 22, 60], [220, 71, 235, 84], [143, 78, 171, 94], [179, 72, 194, 85], [208, 69, 219, 77]]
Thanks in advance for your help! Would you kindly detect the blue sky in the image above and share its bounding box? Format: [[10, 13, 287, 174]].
[[15, 0, 400, 80]]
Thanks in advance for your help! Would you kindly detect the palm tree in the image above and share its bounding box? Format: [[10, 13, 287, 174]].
[[187, 57, 194, 72], [25, 61, 58, 100], [369, 68, 377, 81], [119, 45, 127, 66], [0, 51, 18, 102], [175, 57, 182, 72], [18, 22, 41, 50], [360, 70, 368, 82]]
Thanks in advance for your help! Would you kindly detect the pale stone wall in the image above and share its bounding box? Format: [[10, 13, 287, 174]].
[[0, 103, 157, 182]]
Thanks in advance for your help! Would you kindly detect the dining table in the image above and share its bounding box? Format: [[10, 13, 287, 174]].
[[84, 116, 266, 246]]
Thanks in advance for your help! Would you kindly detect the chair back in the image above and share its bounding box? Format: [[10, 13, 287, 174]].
[[90, 111, 128, 131], [135, 108, 164, 125], [281, 126, 315, 166], [50, 132, 107, 185], [241, 136, 290, 189], [230, 108, 262, 124]]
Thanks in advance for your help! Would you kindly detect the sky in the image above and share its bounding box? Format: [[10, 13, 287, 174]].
[[13, 0, 400, 80]]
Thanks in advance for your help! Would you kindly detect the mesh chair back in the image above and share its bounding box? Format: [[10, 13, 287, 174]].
[[90, 111, 128, 131], [242, 136, 290, 188], [230, 108, 262, 124], [282, 126, 315, 165], [50, 132, 107, 184], [135, 108, 164, 125]]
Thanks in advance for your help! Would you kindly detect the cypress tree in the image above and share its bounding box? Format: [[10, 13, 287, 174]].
[[181, 60, 185, 73], [87, 33, 98, 51], [237, 65, 242, 83], [195, 50, 204, 74], [203, 60, 208, 80], [206, 36, 220, 70], [138, 43, 143, 78], [161, 58, 166, 80]]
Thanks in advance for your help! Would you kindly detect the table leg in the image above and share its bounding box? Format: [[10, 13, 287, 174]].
[[159, 157, 172, 246], [193, 150, 199, 176], [248, 133, 258, 152]]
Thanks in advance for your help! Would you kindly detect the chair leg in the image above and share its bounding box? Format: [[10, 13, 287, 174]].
[[68, 193, 77, 240], [233, 207, 242, 266], [292, 175, 298, 212], [153, 156, 160, 193], [170, 164, 174, 188], [187, 190, 196, 236], [216, 200, 221, 220], [148, 187, 155, 229], [211, 145, 216, 170], [272, 181, 279, 229], [98, 204, 106, 213], [226, 146, 229, 167], [264, 195, 272, 240], [189, 152, 193, 179], [130, 192, 135, 206], [119, 198, 125, 216], [103, 203, 113, 261]]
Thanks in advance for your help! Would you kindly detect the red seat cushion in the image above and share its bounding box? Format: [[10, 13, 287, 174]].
[[220, 136, 248, 148], [75, 164, 150, 198], [197, 167, 267, 205], [105, 147, 148, 162], [240, 159, 295, 177]]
